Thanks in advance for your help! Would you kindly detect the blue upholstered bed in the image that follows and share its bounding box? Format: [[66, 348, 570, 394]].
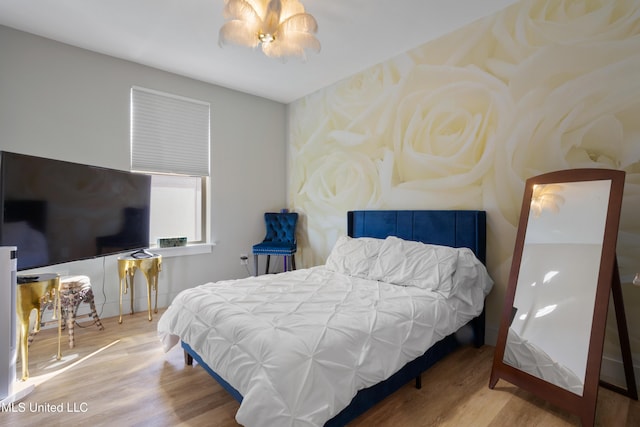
[[175, 210, 488, 426]]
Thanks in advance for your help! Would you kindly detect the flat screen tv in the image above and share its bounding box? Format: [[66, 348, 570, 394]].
[[0, 151, 151, 271]]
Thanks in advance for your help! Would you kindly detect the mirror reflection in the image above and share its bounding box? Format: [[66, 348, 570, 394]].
[[503, 179, 612, 396]]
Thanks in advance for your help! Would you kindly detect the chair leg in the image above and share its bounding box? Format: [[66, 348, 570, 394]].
[[253, 254, 258, 276], [28, 305, 44, 348], [63, 296, 79, 349], [291, 254, 296, 270], [265, 255, 271, 274], [88, 295, 105, 331], [67, 308, 75, 349]]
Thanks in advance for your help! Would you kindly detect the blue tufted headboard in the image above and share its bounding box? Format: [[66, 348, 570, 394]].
[[347, 210, 486, 265]]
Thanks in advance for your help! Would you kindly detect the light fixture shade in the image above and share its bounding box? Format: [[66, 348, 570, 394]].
[[219, 0, 320, 59], [530, 184, 565, 217]]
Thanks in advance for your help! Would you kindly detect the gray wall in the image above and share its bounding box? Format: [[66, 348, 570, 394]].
[[0, 25, 287, 318]]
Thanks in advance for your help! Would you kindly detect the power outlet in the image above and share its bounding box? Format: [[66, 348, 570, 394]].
[[240, 254, 249, 265]]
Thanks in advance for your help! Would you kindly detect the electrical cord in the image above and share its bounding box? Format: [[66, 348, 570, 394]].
[[99, 256, 107, 317]]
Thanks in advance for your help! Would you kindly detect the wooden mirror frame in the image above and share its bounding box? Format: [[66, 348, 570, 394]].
[[489, 168, 637, 427]]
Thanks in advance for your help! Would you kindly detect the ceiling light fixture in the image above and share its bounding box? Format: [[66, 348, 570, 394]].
[[219, 0, 320, 60], [530, 184, 565, 217]]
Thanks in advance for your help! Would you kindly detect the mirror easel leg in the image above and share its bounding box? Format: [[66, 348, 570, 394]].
[[599, 256, 638, 400]]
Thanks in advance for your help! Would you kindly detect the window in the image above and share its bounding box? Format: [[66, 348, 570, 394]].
[[150, 174, 204, 243], [130, 86, 210, 246]]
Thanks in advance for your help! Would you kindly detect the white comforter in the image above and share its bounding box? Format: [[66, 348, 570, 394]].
[[158, 266, 491, 427]]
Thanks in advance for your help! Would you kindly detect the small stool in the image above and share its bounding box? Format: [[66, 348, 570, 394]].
[[34, 275, 104, 349]]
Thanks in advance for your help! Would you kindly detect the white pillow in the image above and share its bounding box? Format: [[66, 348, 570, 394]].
[[450, 247, 494, 305], [325, 236, 384, 278], [368, 236, 459, 296]]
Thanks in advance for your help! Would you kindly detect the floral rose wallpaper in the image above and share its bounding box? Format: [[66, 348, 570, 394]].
[[288, 0, 640, 370]]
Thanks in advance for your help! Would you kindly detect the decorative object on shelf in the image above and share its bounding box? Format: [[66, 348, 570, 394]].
[[634, 273, 640, 286], [158, 237, 187, 248], [219, 0, 320, 59]]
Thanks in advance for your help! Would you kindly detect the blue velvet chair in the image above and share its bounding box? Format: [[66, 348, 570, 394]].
[[252, 212, 298, 276]]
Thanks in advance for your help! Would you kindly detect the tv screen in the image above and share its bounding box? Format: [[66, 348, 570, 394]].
[[0, 151, 151, 271]]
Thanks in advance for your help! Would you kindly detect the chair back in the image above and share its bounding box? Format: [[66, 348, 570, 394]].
[[263, 212, 298, 244]]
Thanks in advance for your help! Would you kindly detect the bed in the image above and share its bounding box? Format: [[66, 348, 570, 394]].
[[158, 210, 493, 426]]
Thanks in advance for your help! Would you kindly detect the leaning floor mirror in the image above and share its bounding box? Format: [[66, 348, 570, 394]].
[[489, 168, 637, 427]]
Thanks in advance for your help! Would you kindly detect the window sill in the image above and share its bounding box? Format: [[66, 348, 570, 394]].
[[149, 243, 214, 258]]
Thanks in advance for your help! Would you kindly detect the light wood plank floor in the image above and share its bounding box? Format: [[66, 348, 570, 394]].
[[2, 310, 638, 427]]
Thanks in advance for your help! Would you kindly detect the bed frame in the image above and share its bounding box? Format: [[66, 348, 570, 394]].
[[182, 209, 487, 426]]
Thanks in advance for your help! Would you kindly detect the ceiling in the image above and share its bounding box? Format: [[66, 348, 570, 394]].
[[0, 0, 517, 104]]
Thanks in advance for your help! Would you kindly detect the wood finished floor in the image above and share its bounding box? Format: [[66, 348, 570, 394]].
[[2, 310, 638, 427]]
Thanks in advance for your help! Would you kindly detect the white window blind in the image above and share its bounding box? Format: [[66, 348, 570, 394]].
[[131, 86, 210, 176]]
